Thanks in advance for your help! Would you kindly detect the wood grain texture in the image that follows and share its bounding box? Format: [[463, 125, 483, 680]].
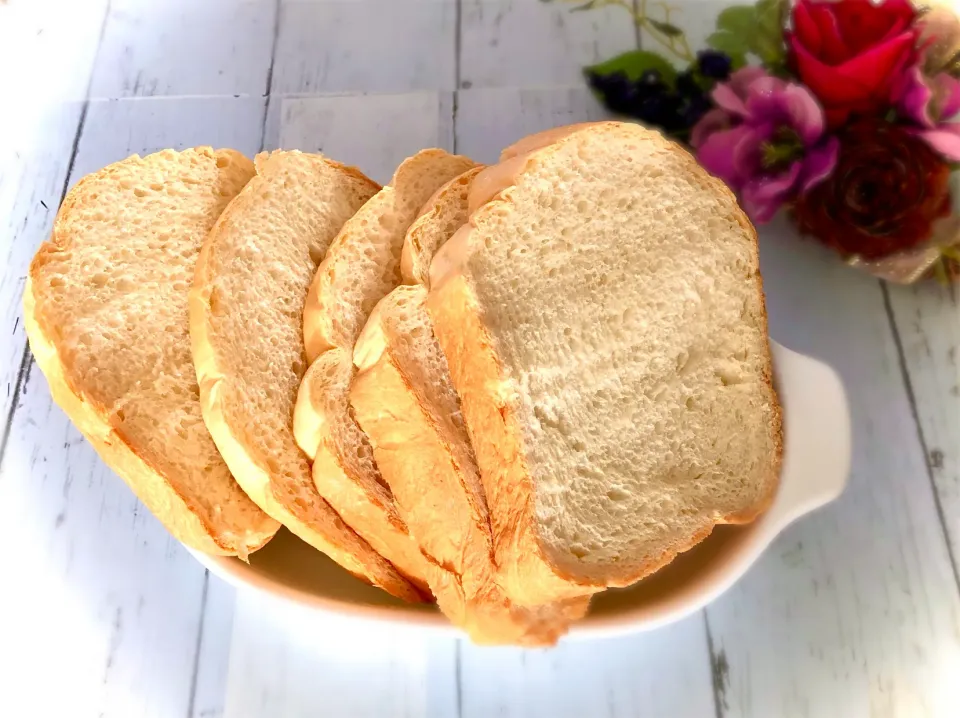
[[89, 0, 277, 98], [264, 92, 456, 183], [706, 218, 960, 718], [75, 97, 267, 172], [457, 613, 715, 718], [223, 591, 459, 718], [0, 97, 267, 718], [0, 0, 108, 102], [272, 0, 457, 94], [190, 575, 238, 718], [459, 0, 636, 89], [0, 351, 207, 718], [885, 283, 960, 581], [0, 0, 109, 434], [0, 104, 87, 431]]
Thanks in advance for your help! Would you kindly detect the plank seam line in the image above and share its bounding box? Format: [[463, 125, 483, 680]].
[[0, 0, 111, 467], [260, 0, 282, 152], [0, 98, 95, 468], [454, 638, 463, 718], [0, 348, 34, 468], [881, 281, 960, 598], [452, 0, 463, 154], [185, 569, 211, 718], [702, 611, 726, 718]]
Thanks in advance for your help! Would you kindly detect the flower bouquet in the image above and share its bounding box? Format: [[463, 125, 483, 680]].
[[581, 0, 960, 283]]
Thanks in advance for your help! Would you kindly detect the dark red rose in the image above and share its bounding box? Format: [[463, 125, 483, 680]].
[[788, 0, 919, 127], [794, 120, 952, 259]]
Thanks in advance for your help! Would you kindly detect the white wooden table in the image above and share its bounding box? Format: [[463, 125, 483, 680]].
[[1, 1, 958, 716]]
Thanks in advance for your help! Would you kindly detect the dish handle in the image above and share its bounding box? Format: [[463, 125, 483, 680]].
[[765, 341, 852, 531]]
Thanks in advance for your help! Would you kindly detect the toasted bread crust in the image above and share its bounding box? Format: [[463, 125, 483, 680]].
[[25, 148, 279, 557]]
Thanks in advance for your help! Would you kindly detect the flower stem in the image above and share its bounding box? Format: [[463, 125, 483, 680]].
[[560, 0, 695, 63], [639, 1, 695, 63]]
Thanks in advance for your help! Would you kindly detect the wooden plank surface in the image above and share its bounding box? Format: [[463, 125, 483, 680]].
[[90, 0, 277, 99], [272, 0, 457, 95], [224, 592, 459, 718], [264, 92, 456, 183], [707, 218, 960, 718], [455, 86, 609, 160], [885, 283, 960, 583], [0, 0, 109, 434], [459, 0, 636, 89], [457, 613, 716, 718], [0, 96, 267, 718]]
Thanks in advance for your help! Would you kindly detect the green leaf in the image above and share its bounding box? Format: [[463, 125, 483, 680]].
[[716, 6, 757, 36], [585, 50, 679, 84], [755, 33, 785, 65], [706, 30, 749, 59], [649, 19, 684, 38], [755, 0, 788, 34], [752, 0, 787, 64]]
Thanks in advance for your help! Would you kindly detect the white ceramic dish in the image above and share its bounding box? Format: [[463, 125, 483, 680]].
[[190, 340, 850, 639]]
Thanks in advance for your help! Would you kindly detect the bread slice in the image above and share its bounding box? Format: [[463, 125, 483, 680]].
[[24, 148, 279, 557], [352, 283, 589, 645], [302, 149, 478, 360], [294, 150, 476, 594], [427, 122, 783, 606], [190, 150, 423, 602], [400, 166, 484, 287]]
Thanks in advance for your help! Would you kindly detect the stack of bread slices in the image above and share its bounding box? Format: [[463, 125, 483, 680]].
[[24, 122, 782, 645]]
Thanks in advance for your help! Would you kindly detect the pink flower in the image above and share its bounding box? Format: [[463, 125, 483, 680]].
[[691, 68, 839, 224], [896, 64, 960, 161]]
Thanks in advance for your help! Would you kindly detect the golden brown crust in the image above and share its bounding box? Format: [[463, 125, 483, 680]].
[[24, 278, 267, 556], [190, 151, 424, 602], [352, 305, 589, 643], [401, 166, 485, 287], [311, 432, 433, 597], [25, 149, 280, 558], [427, 276, 606, 605]]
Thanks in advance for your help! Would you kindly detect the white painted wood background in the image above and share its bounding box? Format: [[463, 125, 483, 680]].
[[0, 1, 957, 716]]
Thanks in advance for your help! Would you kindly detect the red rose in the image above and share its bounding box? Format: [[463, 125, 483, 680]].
[[788, 0, 919, 127], [794, 120, 952, 259]]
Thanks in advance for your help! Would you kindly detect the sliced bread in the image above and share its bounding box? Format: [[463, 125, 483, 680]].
[[190, 150, 423, 601], [427, 122, 783, 605], [352, 283, 589, 645], [302, 149, 478, 360], [294, 150, 476, 593], [24, 148, 279, 557], [400, 166, 484, 287]]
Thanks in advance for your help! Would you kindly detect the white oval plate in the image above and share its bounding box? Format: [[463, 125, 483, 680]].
[[190, 340, 850, 639]]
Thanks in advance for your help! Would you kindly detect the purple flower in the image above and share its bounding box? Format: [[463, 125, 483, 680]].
[[896, 64, 960, 161], [691, 68, 839, 224]]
